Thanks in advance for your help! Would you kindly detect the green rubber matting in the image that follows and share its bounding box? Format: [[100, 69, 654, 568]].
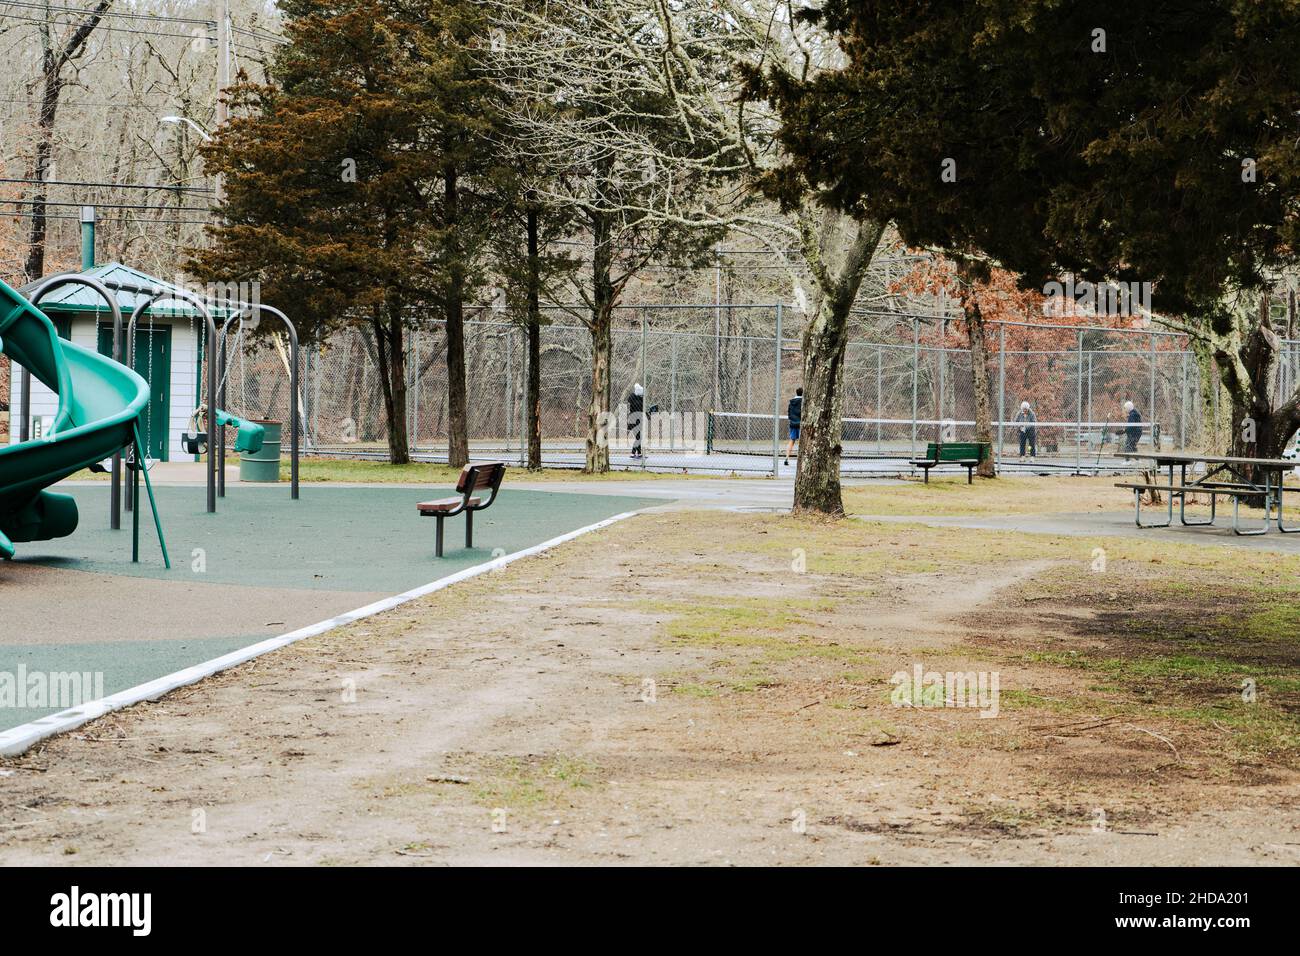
[[0, 484, 662, 734], [0, 636, 258, 729], [10, 484, 658, 591]]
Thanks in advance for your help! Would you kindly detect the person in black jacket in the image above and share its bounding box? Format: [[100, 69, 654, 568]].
[[784, 387, 803, 466], [628, 384, 645, 458]]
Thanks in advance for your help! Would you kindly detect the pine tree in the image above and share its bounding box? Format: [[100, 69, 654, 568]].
[[189, 0, 502, 465]]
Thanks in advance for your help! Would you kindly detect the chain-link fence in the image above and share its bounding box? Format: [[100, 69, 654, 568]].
[[217, 306, 1299, 474]]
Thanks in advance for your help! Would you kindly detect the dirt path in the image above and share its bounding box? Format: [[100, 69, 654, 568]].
[[1, 510, 1297, 865]]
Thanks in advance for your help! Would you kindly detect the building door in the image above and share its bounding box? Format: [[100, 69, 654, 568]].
[[98, 322, 170, 461]]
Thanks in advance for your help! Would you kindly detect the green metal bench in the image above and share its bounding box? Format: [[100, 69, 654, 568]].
[[909, 441, 991, 484]]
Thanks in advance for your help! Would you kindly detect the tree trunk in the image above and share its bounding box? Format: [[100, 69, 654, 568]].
[[957, 261, 996, 477], [525, 202, 542, 471], [792, 211, 884, 515], [25, 64, 58, 281], [24, 3, 109, 281], [584, 210, 614, 474], [1212, 294, 1300, 505], [1189, 337, 1225, 452], [444, 168, 470, 468], [372, 305, 411, 465]]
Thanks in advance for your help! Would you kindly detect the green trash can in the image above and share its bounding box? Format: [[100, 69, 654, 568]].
[[239, 420, 282, 482]]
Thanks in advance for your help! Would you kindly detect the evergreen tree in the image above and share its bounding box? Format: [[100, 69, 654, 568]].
[[189, 0, 502, 465], [765, 0, 1300, 461]]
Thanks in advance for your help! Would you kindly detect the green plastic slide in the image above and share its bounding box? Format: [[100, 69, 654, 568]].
[[0, 277, 151, 559]]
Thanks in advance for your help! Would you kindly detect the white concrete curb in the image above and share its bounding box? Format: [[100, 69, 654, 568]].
[[0, 509, 646, 757]]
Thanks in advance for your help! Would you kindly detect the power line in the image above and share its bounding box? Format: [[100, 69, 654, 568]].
[[1, 198, 212, 213], [0, 177, 213, 193], [231, 24, 287, 45], [2, 209, 213, 225], [0, 1, 215, 27], [0, 11, 212, 40]]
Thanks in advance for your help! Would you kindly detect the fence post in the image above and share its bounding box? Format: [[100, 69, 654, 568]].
[[996, 323, 1006, 468], [670, 332, 678, 451], [504, 326, 513, 458], [910, 318, 919, 458], [413, 327, 421, 451], [1076, 329, 1084, 473], [640, 310, 648, 470], [1179, 349, 1188, 452], [876, 345, 883, 454], [1149, 332, 1158, 448], [772, 304, 783, 477], [312, 347, 322, 451], [744, 336, 752, 447], [937, 318, 946, 430]]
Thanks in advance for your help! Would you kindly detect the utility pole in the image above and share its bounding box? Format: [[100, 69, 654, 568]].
[[214, 0, 230, 204]]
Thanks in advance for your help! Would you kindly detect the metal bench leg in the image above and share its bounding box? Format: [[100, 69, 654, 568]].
[[966, 465, 973, 484], [466, 509, 473, 549], [435, 516, 445, 557]]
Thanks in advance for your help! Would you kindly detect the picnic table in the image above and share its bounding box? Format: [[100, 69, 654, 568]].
[[1117, 452, 1299, 536]]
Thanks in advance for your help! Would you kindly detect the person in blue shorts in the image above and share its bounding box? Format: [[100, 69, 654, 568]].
[[784, 387, 803, 466]]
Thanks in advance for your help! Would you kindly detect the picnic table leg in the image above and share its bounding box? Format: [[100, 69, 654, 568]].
[[436, 515, 445, 557], [1165, 463, 1174, 525], [1133, 466, 1173, 528], [1279, 473, 1300, 532], [466, 509, 474, 549], [1178, 462, 1215, 527], [1230, 476, 1270, 536]]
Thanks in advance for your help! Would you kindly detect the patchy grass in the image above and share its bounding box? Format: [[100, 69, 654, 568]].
[[471, 754, 601, 811], [964, 555, 1300, 762]]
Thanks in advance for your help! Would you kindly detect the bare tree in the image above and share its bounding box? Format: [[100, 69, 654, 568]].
[[488, 0, 732, 472], [25, 1, 112, 280], [490, 0, 885, 499]]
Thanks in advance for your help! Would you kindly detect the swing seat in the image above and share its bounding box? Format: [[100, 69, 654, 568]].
[[182, 430, 207, 455]]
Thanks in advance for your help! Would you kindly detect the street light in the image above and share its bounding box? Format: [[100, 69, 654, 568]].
[[160, 115, 212, 141]]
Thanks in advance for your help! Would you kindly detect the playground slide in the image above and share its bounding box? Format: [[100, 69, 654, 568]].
[[0, 277, 150, 559]]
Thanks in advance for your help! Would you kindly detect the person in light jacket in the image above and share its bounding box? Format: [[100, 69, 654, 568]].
[[1014, 401, 1037, 460]]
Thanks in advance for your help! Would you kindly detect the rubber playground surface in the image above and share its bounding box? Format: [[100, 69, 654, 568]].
[[0, 482, 660, 732]]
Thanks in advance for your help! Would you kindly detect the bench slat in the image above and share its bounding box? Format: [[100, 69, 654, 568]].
[[418, 496, 482, 514], [1114, 483, 1268, 498]]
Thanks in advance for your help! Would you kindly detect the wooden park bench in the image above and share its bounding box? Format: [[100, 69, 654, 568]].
[[908, 441, 991, 484], [417, 461, 507, 556]]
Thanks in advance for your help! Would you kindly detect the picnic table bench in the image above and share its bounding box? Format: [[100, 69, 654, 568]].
[[1117, 452, 1299, 536], [417, 461, 506, 556], [909, 441, 991, 484]]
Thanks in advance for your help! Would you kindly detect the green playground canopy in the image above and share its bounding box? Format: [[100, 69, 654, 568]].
[[18, 262, 239, 320]]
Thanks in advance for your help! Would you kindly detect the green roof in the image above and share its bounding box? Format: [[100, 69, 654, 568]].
[[20, 263, 237, 320]]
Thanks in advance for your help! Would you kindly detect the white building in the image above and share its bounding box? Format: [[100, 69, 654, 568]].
[[8, 263, 218, 462]]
